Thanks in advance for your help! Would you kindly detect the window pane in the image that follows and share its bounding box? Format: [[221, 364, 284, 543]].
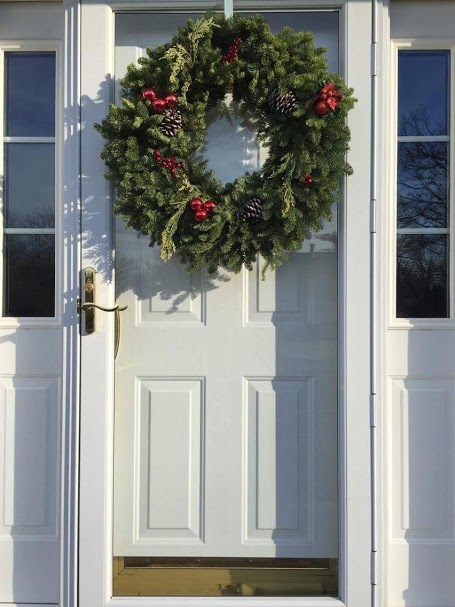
[[398, 51, 449, 136], [4, 234, 55, 317], [5, 52, 55, 137], [4, 143, 55, 228], [397, 142, 448, 228], [397, 234, 448, 318]]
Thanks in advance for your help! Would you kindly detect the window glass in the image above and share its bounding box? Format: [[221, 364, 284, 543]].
[[397, 142, 448, 229], [4, 143, 55, 228], [397, 234, 448, 318], [6, 52, 55, 137], [113, 11, 340, 599], [4, 235, 55, 317], [396, 50, 450, 319], [398, 51, 449, 136], [2, 52, 56, 317]]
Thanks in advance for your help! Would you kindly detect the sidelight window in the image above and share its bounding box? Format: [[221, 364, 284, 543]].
[[395, 49, 451, 318], [1, 51, 56, 317]]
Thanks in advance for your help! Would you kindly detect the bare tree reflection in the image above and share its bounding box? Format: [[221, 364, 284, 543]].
[[396, 109, 448, 318], [398, 109, 447, 229], [397, 234, 447, 318], [5, 232, 54, 317], [7, 207, 55, 229]]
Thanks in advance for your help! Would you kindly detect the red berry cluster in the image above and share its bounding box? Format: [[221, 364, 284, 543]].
[[313, 82, 343, 116], [155, 150, 182, 178], [221, 38, 243, 64], [189, 197, 217, 222], [142, 88, 178, 113]]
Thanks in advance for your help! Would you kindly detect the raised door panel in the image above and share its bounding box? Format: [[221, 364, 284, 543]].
[[115, 378, 204, 553], [0, 377, 60, 603], [388, 378, 455, 607]]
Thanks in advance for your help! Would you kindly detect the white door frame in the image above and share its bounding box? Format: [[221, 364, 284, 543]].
[[61, 1, 81, 606], [77, 1, 372, 606]]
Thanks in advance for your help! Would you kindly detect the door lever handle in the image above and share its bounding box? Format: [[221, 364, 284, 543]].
[[79, 267, 128, 359], [79, 302, 128, 313]]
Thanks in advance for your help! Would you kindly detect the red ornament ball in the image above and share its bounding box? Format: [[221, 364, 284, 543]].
[[142, 88, 157, 102], [314, 100, 330, 116], [152, 98, 167, 113], [190, 198, 204, 211], [194, 209, 208, 222], [165, 93, 178, 109], [304, 175, 313, 185], [204, 201, 217, 213]]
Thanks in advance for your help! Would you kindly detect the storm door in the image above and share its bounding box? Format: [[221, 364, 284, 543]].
[[111, 10, 340, 597]]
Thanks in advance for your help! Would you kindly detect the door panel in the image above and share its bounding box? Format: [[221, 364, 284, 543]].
[[113, 11, 338, 561]]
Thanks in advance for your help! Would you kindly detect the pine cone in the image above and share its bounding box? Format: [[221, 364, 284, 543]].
[[241, 198, 263, 223], [268, 88, 297, 115], [159, 108, 182, 137]]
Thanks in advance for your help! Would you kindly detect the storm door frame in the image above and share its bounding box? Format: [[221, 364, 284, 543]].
[[76, 1, 373, 606]]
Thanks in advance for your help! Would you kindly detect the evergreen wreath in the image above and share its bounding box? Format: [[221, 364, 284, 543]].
[[96, 13, 355, 274]]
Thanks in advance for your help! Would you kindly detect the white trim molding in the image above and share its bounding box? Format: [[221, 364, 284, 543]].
[[388, 38, 455, 330], [0, 38, 63, 328]]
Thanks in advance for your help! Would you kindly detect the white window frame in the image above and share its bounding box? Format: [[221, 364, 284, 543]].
[[77, 1, 373, 606], [389, 39, 455, 329], [0, 39, 63, 327]]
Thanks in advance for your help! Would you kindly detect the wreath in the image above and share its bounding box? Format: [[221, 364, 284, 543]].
[[96, 13, 355, 274]]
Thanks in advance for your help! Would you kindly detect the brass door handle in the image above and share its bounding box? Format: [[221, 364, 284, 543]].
[[79, 267, 128, 359], [79, 302, 128, 313]]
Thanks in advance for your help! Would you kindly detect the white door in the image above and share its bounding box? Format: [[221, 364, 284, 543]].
[[0, 2, 67, 604], [113, 12, 339, 561], [384, 2, 455, 605], [78, 1, 373, 605]]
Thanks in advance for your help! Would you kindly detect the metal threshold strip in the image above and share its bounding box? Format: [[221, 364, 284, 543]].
[[113, 557, 338, 597]]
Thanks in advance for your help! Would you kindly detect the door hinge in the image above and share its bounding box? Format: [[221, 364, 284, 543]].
[[370, 198, 377, 234], [370, 393, 377, 428], [371, 40, 377, 78], [371, 549, 378, 586]]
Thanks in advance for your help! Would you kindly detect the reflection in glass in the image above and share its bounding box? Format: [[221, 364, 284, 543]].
[[113, 11, 340, 598], [203, 97, 261, 185], [398, 51, 449, 136], [397, 142, 448, 228], [397, 234, 448, 318], [4, 143, 55, 228], [6, 53, 55, 137], [4, 235, 55, 317]]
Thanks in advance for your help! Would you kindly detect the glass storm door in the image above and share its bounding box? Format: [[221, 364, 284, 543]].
[[112, 10, 340, 597]]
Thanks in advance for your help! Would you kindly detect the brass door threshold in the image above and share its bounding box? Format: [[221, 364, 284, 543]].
[[113, 557, 338, 597]]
